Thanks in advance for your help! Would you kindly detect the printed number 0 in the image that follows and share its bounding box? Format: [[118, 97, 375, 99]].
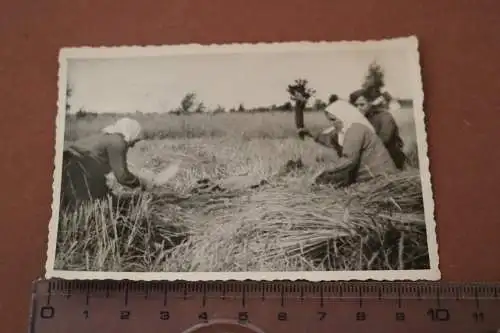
[[40, 306, 55, 319], [238, 312, 249, 322]]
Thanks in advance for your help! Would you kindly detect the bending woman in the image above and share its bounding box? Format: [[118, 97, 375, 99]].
[[299, 99, 398, 187], [60, 117, 151, 213]]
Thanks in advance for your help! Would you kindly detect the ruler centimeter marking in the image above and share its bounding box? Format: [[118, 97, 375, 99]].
[[33, 280, 500, 301], [30, 280, 500, 333]]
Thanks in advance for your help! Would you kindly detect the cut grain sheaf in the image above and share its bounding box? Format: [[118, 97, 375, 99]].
[[55, 166, 429, 272], [160, 170, 429, 272]]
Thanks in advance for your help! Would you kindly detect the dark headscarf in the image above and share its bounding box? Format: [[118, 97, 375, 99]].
[[349, 89, 365, 105]]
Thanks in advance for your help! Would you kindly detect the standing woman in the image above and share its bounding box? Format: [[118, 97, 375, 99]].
[[299, 99, 398, 188], [60, 117, 151, 213]]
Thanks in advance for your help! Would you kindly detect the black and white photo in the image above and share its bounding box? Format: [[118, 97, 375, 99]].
[[45, 37, 439, 280]]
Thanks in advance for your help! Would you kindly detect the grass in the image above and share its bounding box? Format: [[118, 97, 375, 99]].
[[64, 108, 417, 144], [54, 108, 429, 272]]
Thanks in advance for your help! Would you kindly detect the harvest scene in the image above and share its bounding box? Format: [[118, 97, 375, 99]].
[[53, 48, 432, 274]]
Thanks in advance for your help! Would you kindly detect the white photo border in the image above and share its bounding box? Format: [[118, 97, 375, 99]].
[[45, 35, 440, 281]]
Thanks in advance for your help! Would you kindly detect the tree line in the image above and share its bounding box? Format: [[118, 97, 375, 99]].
[[66, 61, 413, 119]]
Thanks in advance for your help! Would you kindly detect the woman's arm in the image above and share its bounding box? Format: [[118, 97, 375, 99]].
[[106, 137, 142, 189], [313, 129, 336, 148], [298, 127, 338, 149]]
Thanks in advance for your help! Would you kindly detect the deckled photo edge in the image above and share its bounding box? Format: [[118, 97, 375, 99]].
[[406, 38, 440, 277], [45, 35, 439, 281], [45, 269, 441, 282], [45, 48, 70, 278], [55, 35, 418, 59]]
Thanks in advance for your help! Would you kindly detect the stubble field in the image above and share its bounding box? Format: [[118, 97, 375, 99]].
[[54, 108, 430, 273]]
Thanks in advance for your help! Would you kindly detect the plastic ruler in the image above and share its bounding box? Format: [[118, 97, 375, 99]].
[[29, 279, 500, 333]]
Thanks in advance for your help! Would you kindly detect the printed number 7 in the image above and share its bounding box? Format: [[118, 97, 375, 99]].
[[318, 312, 327, 321]]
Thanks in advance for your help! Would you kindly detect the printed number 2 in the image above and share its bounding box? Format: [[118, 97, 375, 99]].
[[277, 312, 288, 321], [120, 311, 130, 320]]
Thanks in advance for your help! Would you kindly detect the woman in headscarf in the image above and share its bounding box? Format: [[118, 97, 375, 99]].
[[351, 89, 407, 170], [298, 99, 398, 187], [60, 117, 151, 213]]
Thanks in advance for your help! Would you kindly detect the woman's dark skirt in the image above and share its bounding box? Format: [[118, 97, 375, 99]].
[[60, 150, 112, 214]]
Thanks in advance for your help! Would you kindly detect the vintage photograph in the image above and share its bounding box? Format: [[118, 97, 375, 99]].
[[45, 36, 439, 280]]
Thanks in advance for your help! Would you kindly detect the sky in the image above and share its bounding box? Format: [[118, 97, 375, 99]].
[[66, 46, 418, 114]]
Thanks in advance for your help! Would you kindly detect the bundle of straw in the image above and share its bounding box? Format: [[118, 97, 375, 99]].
[[158, 169, 429, 272]]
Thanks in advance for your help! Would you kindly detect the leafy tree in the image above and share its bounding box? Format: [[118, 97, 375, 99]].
[[238, 103, 245, 112], [287, 79, 316, 103], [66, 84, 73, 111], [213, 105, 225, 113], [287, 79, 316, 132], [179, 92, 197, 113], [313, 98, 327, 110], [194, 102, 206, 113], [362, 61, 385, 101], [75, 107, 87, 119]]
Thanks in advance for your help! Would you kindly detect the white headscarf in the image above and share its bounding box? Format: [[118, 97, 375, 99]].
[[322, 99, 375, 146], [102, 118, 143, 143]]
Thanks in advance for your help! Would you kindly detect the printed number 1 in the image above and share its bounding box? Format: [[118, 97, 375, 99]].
[[238, 312, 249, 322], [473, 312, 484, 323], [83, 310, 89, 319]]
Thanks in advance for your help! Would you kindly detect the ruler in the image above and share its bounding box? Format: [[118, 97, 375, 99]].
[[29, 279, 500, 333]]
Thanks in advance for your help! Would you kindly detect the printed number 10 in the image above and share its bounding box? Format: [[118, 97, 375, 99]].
[[427, 308, 450, 321]]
